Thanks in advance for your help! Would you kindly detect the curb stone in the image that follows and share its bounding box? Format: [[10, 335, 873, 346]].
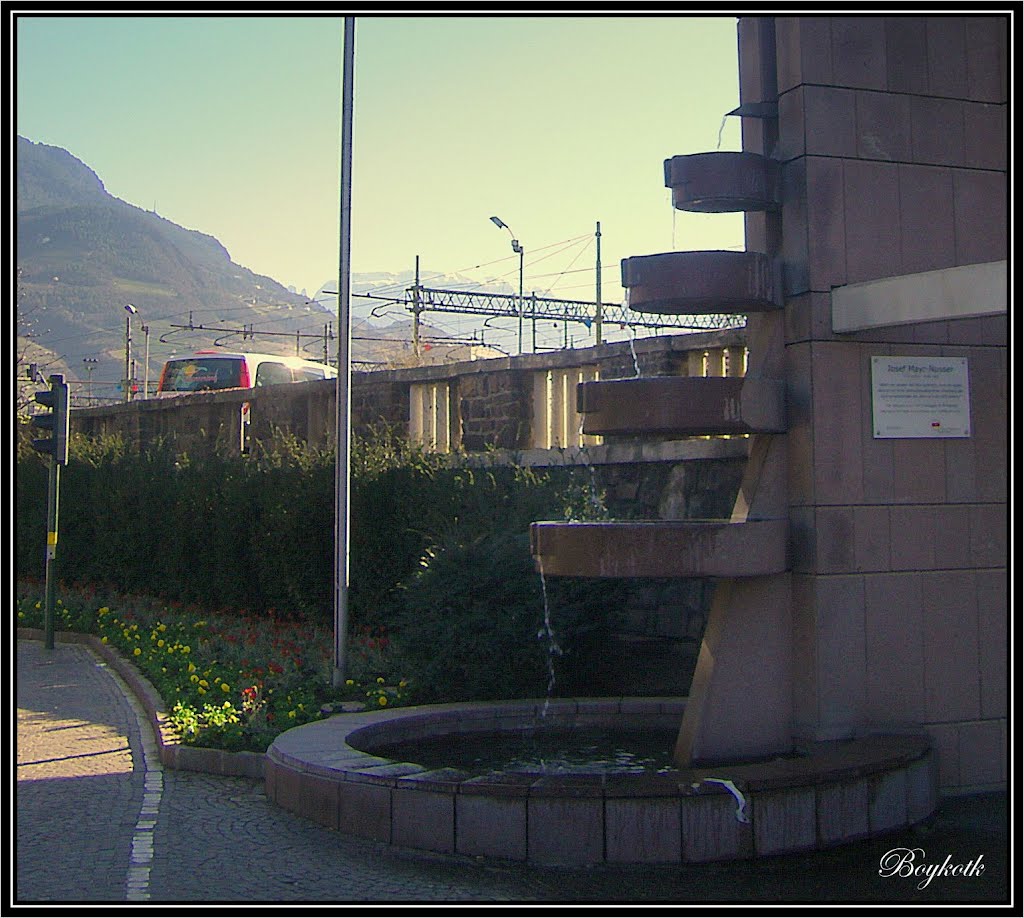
[[17, 628, 266, 780]]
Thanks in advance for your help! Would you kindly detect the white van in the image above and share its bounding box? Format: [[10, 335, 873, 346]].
[[156, 350, 337, 396]]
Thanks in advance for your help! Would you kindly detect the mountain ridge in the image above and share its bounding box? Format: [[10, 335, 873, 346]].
[[16, 137, 496, 404]]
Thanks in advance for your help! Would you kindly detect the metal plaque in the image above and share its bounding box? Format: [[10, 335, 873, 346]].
[[871, 356, 971, 438]]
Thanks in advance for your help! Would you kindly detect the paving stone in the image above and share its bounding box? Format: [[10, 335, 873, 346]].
[[15, 638, 1009, 904]]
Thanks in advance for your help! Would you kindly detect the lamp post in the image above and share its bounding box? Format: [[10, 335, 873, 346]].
[[123, 303, 138, 402], [489, 216, 525, 354], [333, 15, 355, 688], [83, 357, 98, 403]]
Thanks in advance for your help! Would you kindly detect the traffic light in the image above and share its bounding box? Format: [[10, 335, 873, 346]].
[[31, 374, 69, 465]]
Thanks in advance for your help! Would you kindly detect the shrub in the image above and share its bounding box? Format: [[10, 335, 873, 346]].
[[16, 426, 618, 707], [392, 529, 626, 705]]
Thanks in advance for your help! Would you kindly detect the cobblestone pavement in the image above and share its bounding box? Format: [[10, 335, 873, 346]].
[[16, 640, 144, 902], [16, 639, 1011, 906]]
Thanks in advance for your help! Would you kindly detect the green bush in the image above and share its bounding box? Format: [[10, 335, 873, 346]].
[[392, 529, 627, 705], [392, 532, 550, 702], [16, 425, 619, 706]]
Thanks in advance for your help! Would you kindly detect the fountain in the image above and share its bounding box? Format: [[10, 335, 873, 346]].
[[265, 141, 935, 867], [266, 696, 934, 865], [266, 17, 942, 865]]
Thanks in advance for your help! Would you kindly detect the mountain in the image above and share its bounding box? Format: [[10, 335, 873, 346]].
[[16, 137, 504, 405], [16, 136, 326, 401]]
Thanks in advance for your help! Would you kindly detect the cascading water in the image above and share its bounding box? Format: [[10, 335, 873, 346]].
[[716, 111, 729, 150], [575, 417, 607, 520], [536, 565, 563, 719], [626, 320, 641, 379]]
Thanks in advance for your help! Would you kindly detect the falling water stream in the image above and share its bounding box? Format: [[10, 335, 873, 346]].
[[627, 319, 641, 379], [716, 112, 729, 151], [537, 566, 562, 720]]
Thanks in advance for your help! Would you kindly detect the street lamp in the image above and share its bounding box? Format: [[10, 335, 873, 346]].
[[83, 357, 98, 403], [489, 216, 525, 354], [124, 303, 138, 402]]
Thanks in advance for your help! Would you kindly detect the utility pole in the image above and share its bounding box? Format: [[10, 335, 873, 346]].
[[142, 324, 151, 397], [595, 221, 603, 346], [517, 241, 524, 354], [83, 358, 98, 403], [412, 255, 421, 360], [531, 292, 537, 352]]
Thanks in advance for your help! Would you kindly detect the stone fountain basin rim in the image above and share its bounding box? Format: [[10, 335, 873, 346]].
[[531, 518, 784, 527], [267, 697, 931, 797]]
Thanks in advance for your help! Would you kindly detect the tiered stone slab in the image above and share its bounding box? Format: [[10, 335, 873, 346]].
[[664, 152, 780, 213], [577, 376, 786, 437], [530, 518, 788, 579], [621, 250, 783, 314]]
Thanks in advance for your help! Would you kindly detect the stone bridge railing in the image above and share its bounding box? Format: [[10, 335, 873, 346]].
[[70, 329, 747, 459]]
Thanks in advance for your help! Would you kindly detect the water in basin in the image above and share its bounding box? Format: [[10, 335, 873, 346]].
[[371, 727, 680, 777]]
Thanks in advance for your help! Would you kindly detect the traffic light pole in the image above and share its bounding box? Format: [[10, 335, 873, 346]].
[[31, 373, 69, 651], [43, 457, 60, 650]]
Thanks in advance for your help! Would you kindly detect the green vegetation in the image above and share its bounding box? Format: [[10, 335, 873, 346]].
[[16, 584, 399, 753], [16, 427, 623, 750]]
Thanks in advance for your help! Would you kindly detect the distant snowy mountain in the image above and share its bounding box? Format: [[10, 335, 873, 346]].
[[312, 270, 516, 328]]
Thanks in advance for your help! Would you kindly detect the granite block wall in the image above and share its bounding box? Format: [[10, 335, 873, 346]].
[[752, 15, 1007, 792]]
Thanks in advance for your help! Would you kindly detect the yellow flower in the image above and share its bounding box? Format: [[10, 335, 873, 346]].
[[345, 679, 354, 686], [98, 607, 109, 616], [101, 636, 108, 644], [182, 646, 191, 654], [190, 675, 199, 683], [188, 662, 197, 674], [378, 696, 388, 706], [133, 648, 141, 657], [221, 683, 230, 692], [157, 639, 165, 648], [158, 623, 167, 632], [198, 687, 206, 695], [376, 677, 385, 684], [288, 710, 297, 719], [199, 679, 209, 689]]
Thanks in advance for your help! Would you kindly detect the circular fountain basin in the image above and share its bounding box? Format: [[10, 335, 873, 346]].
[[265, 697, 937, 866]]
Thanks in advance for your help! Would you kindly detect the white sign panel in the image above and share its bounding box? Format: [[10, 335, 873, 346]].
[[871, 357, 971, 439]]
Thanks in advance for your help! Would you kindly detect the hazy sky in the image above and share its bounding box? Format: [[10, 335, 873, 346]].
[[15, 14, 744, 321]]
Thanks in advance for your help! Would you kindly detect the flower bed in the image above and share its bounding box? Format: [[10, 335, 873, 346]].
[[16, 581, 409, 753]]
